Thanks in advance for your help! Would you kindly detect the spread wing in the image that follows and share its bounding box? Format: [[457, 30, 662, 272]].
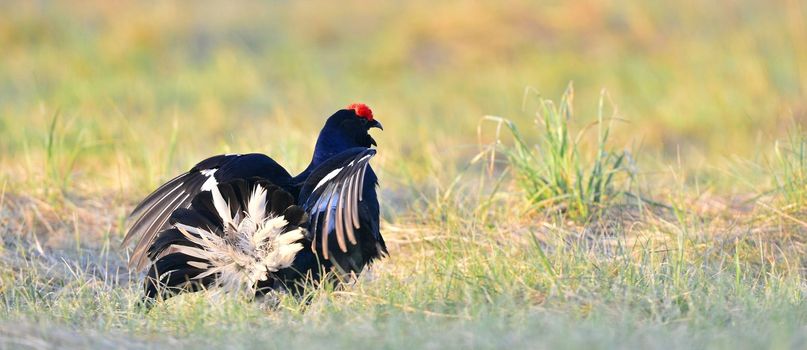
[[299, 148, 376, 260], [122, 153, 293, 271]]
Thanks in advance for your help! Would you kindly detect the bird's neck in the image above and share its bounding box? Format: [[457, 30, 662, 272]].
[[296, 129, 352, 180]]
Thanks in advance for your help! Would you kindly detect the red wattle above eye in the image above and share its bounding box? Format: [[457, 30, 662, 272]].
[[347, 103, 373, 121]]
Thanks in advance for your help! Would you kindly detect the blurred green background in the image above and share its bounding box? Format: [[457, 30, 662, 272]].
[[0, 0, 805, 195]]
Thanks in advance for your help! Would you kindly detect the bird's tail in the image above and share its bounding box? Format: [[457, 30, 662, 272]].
[[144, 178, 309, 301]]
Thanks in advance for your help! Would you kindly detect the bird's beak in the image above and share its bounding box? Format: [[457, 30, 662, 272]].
[[369, 120, 383, 130]]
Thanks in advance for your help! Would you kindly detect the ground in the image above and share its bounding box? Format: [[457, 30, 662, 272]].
[[1, 1, 807, 349]]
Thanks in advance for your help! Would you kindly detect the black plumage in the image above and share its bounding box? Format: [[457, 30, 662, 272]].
[[124, 104, 386, 300]]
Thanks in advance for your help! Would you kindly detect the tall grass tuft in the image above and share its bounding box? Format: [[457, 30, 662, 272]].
[[481, 83, 633, 220], [42, 111, 90, 201], [773, 126, 807, 209]]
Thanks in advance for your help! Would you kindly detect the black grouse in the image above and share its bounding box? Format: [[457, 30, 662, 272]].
[[121, 103, 386, 299]]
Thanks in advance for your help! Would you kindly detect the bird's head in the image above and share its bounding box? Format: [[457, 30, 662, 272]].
[[319, 103, 383, 150]]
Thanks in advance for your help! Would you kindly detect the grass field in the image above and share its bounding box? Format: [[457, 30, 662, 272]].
[[2, 1, 807, 348]]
